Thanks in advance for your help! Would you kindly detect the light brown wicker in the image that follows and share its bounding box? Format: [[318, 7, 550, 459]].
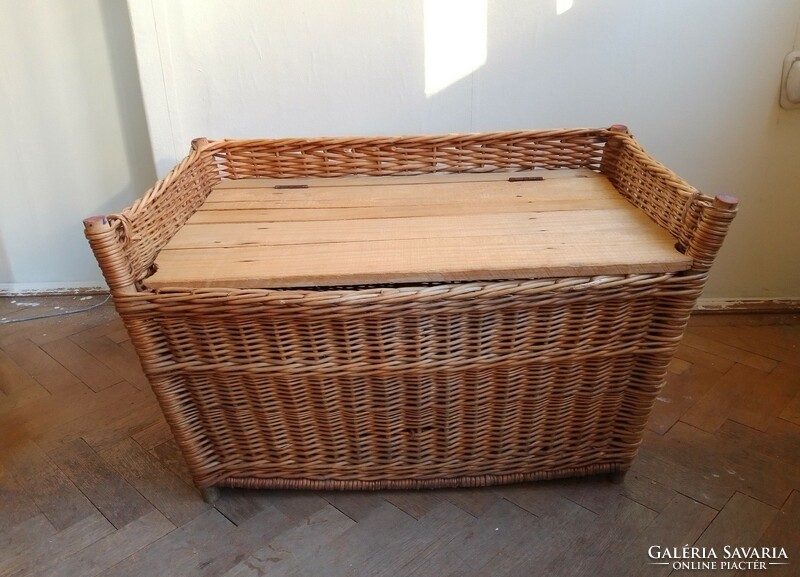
[[83, 126, 737, 500]]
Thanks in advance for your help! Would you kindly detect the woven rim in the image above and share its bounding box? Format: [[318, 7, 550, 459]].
[[218, 464, 626, 491]]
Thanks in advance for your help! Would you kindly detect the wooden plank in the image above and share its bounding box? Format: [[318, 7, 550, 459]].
[[674, 343, 736, 373], [98, 438, 210, 527], [404, 499, 536, 577], [643, 423, 796, 509], [547, 476, 638, 516], [33, 510, 174, 577], [682, 363, 797, 433], [203, 175, 615, 225], [35, 386, 160, 453], [49, 438, 154, 529], [214, 484, 329, 529], [500, 481, 585, 519], [266, 491, 331, 521], [270, 499, 417, 577], [178, 505, 299, 577], [6, 442, 99, 531], [131, 418, 173, 451], [730, 363, 800, 432], [220, 504, 355, 577], [0, 512, 113, 577], [681, 363, 766, 433], [739, 491, 800, 577], [0, 381, 144, 459], [105, 327, 131, 344], [0, 469, 41, 531], [0, 380, 86, 439], [681, 331, 778, 373], [120, 340, 137, 354], [381, 489, 443, 520], [619, 473, 678, 514], [200, 197, 624, 215], [150, 439, 195, 488], [0, 348, 49, 410], [67, 317, 127, 345], [780, 391, 800, 426], [717, 419, 800, 474], [214, 488, 273, 527], [0, 302, 116, 349], [206, 174, 612, 201], [691, 492, 776, 576], [40, 337, 123, 392], [93, 508, 240, 577], [149, 230, 689, 289], [647, 363, 723, 435], [499, 496, 598, 577], [0, 514, 56, 561], [537, 497, 657, 577], [71, 335, 150, 390], [628, 446, 734, 510], [687, 313, 800, 328], [1, 339, 81, 394], [189, 200, 626, 223], [667, 356, 693, 375], [592, 493, 716, 577], [320, 491, 390, 522], [499, 475, 617, 518], [170, 208, 646, 250], [211, 168, 599, 190], [438, 486, 504, 518], [104, 500, 324, 577], [77, 396, 164, 453], [203, 178, 619, 210], [688, 325, 800, 367]]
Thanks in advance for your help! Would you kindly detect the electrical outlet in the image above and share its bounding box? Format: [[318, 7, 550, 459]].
[[780, 50, 800, 109]]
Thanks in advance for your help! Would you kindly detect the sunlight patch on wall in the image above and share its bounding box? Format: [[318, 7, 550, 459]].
[[556, 0, 574, 15], [424, 0, 488, 97]]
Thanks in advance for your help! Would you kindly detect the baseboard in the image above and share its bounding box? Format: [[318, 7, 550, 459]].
[[0, 282, 108, 297], [2, 285, 798, 314], [695, 298, 800, 314]]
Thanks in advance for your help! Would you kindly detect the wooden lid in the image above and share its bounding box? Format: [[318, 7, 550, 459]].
[[146, 170, 692, 289]]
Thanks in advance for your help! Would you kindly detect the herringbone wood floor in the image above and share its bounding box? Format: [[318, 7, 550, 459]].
[[1, 296, 798, 576]]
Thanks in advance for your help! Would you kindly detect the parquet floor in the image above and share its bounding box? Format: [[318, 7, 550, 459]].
[[1, 296, 798, 576]]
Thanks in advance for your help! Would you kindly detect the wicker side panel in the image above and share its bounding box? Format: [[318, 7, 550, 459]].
[[120, 275, 688, 489], [602, 134, 737, 272], [208, 129, 609, 179], [113, 150, 220, 284], [603, 136, 699, 246]]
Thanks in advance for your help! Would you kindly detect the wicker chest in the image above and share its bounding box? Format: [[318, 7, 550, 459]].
[[84, 126, 737, 501]]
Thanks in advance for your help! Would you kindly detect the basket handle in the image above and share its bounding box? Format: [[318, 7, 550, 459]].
[[685, 195, 739, 273], [83, 216, 138, 293]]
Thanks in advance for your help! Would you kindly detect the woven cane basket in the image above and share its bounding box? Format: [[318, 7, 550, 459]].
[[84, 126, 737, 496]]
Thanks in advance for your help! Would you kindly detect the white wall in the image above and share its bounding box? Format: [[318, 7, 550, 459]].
[[0, 0, 155, 292], [128, 0, 800, 301], [3, 1, 798, 300]]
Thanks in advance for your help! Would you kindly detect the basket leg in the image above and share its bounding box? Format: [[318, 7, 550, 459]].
[[609, 470, 628, 484], [200, 486, 221, 503]]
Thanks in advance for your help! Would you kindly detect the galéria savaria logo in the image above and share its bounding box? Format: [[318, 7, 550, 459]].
[[648, 545, 790, 571]]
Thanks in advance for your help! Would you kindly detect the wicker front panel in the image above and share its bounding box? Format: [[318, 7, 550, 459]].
[[158, 360, 639, 488], [123, 275, 688, 489]]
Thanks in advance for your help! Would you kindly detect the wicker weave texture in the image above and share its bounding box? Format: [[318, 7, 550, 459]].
[[133, 277, 686, 489], [83, 127, 738, 492]]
